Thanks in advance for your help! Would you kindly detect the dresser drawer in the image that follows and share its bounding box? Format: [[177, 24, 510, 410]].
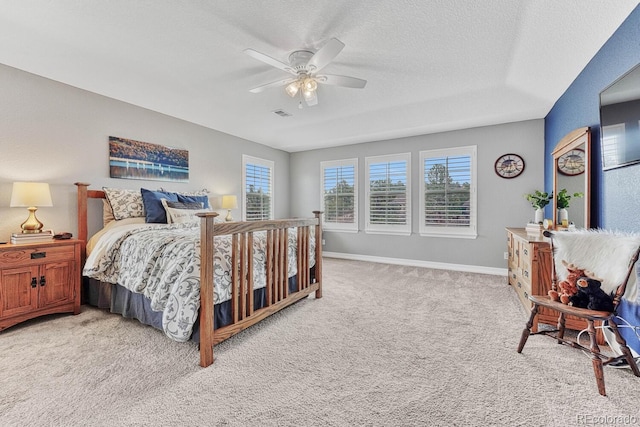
[[0, 245, 75, 267], [514, 276, 532, 310], [521, 266, 531, 284]]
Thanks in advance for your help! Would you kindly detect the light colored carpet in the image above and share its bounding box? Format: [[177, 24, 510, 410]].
[[1, 258, 639, 426]]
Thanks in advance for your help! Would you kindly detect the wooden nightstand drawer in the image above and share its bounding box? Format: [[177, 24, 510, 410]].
[[0, 240, 81, 332], [0, 244, 75, 267]]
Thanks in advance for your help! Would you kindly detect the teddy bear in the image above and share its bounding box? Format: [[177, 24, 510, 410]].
[[548, 260, 585, 304], [569, 277, 615, 312]]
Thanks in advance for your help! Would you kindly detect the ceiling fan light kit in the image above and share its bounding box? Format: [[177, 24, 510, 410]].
[[285, 81, 300, 97], [245, 38, 366, 108]]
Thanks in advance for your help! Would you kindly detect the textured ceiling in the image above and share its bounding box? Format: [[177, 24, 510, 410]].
[[1, 1, 638, 152]]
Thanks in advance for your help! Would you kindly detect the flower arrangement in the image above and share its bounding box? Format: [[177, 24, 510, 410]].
[[524, 190, 553, 209], [556, 188, 584, 209]]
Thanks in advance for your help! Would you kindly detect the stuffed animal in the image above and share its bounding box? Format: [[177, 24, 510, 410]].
[[569, 277, 615, 312], [548, 260, 585, 304]]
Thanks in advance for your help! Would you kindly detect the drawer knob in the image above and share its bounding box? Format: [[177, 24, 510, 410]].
[[40, 276, 46, 287], [31, 277, 37, 288]]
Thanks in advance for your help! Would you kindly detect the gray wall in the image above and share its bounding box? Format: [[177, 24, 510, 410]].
[[0, 64, 290, 241], [0, 62, 545, 272], [290, 119, 545, 270]]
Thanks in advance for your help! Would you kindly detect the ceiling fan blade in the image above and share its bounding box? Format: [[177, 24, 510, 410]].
[[304, 90, 318, 106], [249, 78, 297, 93], [244, 48, 296, 75], [306, 38, 345, 72], [316, 74, 367, 89]]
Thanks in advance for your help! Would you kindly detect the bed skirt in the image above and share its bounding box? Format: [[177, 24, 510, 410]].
[[84, 272, 310, 343]]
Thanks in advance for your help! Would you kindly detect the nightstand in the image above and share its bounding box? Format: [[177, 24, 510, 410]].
[[0, 239, 82, 331]]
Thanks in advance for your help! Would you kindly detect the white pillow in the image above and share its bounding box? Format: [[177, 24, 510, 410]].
[[161, 199, 211, 224]]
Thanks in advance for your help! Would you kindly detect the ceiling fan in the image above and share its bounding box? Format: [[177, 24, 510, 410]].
[[244, 38, 367, 107]]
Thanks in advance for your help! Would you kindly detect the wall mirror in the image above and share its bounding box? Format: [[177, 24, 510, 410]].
[[552, 127, 590, 229]]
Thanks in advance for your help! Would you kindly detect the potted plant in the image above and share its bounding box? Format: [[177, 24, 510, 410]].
[[556, 188, 584, 209], [556, 189, 584, 225], [524, 190, 552, 223]]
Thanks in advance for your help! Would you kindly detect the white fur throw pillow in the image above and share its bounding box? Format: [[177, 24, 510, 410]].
[[552, 229, 640, 294]]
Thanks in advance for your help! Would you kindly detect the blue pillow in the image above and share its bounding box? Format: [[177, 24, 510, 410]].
[[141, 188, 179, 223], [177, 194, 210, 209]]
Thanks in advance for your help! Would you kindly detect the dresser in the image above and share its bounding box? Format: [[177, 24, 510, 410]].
[[506, 228, 593, 334], [0, 239, 82, 331]]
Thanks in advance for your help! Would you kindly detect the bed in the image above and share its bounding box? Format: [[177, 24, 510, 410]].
[[75, 183, 323, 367]]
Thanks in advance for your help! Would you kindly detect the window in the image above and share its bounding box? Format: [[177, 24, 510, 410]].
[[320, 159, 358, 232], [365, 153, 411, 235], [419, 146, 477, 238], [242, 155, 274, 221]]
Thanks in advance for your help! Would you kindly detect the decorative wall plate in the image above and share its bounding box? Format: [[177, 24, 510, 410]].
[[494, 153, 525, 179], [557, 148, 585, 176]]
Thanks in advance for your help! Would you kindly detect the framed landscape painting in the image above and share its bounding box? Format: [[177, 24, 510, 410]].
[[109, 136, 189, 182]]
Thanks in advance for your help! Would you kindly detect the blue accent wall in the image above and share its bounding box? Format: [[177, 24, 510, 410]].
[[545, 5, 640, 231]]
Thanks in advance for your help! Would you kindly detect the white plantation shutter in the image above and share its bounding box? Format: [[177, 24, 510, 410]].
[[242, 155, 274, 221], [419, 146, 477, 238], [320, 159, 358, 232], [365, 153, 411, 235]]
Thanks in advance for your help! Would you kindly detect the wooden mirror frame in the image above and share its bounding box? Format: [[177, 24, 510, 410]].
[[552, 127, 591, 229]]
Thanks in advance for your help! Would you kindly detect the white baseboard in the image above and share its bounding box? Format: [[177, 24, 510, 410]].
[[322, 251, 508, 277]]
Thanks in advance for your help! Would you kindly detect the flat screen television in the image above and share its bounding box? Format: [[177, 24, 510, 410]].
[[599, 63, 640, 170]]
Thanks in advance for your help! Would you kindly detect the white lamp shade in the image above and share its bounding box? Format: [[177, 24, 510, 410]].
[[221, 195, 238, 210], [10, 182, 53, 207]]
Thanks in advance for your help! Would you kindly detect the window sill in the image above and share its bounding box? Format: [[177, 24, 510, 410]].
[[419, 232, 477, 239], [323, 228, 359, 233], [365, 230, 412, 236]]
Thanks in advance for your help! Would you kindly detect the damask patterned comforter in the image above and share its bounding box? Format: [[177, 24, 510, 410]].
[[83, 221, 315, 342]]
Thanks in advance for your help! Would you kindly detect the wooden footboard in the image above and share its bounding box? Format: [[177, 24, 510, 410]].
[[197, 213, 323, 366], [74, 183, 322, 367]]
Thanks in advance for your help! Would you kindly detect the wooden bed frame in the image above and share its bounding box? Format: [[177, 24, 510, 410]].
[[74, 183, 323, 367]]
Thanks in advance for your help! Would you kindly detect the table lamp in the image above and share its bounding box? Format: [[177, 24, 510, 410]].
[[221, 195, 238, 222], [10, 182, 53, 233]]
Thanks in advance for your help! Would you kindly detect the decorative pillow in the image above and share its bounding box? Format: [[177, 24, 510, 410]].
[[103, 188, 144, 221], [177, 193, 210, 209], [166, 201, 203, 209], [162, 199, 211, 224], [141, 188, 179, 223], [102, 199, 115, 226], [158, 188, 210, 208], [160, 188, 209, 196]]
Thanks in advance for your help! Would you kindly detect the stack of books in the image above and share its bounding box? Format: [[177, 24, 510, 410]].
[[10, 230, 54, 244], [525, 222, 543, 236]]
